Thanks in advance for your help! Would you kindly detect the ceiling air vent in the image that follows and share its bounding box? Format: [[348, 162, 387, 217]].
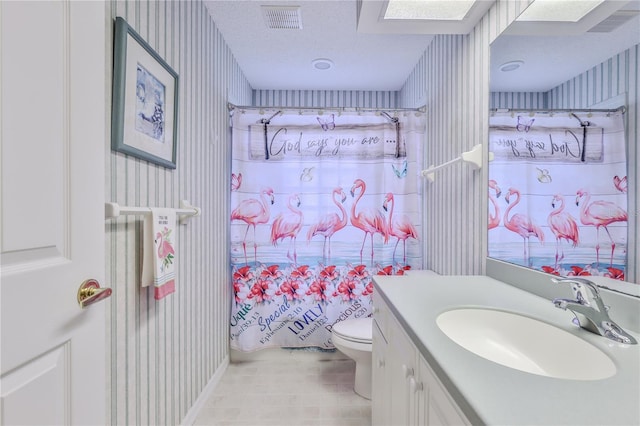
[[261, 5, 303, 30], [588, 10, 639, 33]]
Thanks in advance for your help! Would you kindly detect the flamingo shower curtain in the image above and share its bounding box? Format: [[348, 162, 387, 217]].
[[229, 107, 424, 351], [488, 109, 628, 280]]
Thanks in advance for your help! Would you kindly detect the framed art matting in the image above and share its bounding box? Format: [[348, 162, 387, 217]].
[[112, 16, 178, 169]]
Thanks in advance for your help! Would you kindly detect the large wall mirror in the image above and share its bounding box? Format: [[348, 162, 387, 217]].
[[488, 0, 640, 296]]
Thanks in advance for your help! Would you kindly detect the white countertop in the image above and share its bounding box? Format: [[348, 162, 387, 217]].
[[373, 274, 640, 426]]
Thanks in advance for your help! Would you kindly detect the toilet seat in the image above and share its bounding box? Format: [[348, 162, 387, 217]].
[[332, 318, 372, 344]]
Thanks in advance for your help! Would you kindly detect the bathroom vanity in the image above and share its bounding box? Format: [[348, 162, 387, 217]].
[[371, 274, 640, 426], [372, 290, 470, 425]]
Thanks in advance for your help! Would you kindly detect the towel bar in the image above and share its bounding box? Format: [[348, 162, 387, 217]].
[[105, 200, 201, 224], [420, 144, 493, 182]]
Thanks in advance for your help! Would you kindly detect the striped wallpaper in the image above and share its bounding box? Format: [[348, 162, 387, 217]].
[[399, 0, 535, 275], [105, 1, 251, 425], [490, 91, 547, 109], [253, 89, 399, 108], [490, 44, 639, 282], [549, 46, 639, 283], [102, 0, 567, 425]]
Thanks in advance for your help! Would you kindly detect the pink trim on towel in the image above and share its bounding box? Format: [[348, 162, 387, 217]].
[[154, 279, 175, 300]]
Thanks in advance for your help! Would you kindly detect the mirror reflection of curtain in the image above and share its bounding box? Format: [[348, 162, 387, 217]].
[[488, 110, 627, 280], [229, 108, 424, 352]]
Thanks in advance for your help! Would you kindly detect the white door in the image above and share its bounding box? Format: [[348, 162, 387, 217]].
[[0, 1, 107, 425]]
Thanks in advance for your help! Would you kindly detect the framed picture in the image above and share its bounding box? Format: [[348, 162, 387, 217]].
[[112, 16, 178, 169]]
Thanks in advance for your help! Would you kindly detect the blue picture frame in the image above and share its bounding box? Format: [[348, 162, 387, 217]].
[[112, 16, 178, 169]]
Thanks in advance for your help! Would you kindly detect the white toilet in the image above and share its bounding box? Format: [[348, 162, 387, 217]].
[[331, 317, 373, 400]]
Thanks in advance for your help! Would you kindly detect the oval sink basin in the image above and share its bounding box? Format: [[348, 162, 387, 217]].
[[436, 308, 616, 380]]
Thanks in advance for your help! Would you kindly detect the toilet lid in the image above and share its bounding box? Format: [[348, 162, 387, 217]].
[[332, 318, 372, 343]]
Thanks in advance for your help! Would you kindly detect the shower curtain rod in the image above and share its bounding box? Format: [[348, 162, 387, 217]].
[[227, 103, 426, 113], [491, 106, 626, 114]]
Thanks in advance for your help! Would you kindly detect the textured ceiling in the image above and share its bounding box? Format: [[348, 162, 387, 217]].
[[204, 0, 435, 91], [491, 1, 640, 92], [204, 0, 640, 92]]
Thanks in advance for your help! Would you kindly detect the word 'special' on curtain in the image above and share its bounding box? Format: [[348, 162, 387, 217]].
[[229, 107, 425, 351], [488, 109, 628, 280]]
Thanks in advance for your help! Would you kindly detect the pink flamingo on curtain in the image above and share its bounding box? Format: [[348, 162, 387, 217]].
[[271, 193, 304, 263], [547, 194, 579, 268], [504, 187, 545, 264], [382, 192, 417, 264], [576, 189, 627, 266], [231, 187, 274, 264], [488, 179, 501, 230], [307, 187, 348, 262], [350, 179, 388, 265]]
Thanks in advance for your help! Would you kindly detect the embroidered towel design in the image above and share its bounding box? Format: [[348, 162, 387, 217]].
[[142, 208, 177, 300]]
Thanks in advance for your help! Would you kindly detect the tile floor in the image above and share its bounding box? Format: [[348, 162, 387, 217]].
[[194, 349, 372, 426]]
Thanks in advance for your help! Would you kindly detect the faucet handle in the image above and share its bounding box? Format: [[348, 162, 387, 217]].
[[603, 321, 637, 345], [551, 277, 602, 306], [573, 282, 592, 306]]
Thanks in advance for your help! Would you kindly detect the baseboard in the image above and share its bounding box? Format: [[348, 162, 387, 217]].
[[180, 355, 230, 425]]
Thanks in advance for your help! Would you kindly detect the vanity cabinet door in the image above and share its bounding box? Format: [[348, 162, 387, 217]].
[[421, 356, 470, 426], [372, 318, 390, 426], [388, 313, 417, 425], [372, 292, 393, 425], [372, 292, 469, 426]]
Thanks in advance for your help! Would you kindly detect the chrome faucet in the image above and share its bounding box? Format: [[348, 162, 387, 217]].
[[552, 277, 637, 345]]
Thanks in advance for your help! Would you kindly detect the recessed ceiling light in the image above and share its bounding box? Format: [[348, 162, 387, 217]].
[[384, 0, 476, 20], [499, 60, 524, 72], [312, 58, 333, 70], [517, 0, 604, 22]]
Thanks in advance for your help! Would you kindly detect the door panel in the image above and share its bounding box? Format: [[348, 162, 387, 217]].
[[0, 1, 65, 255], [0, 1, 106, 424], [1, 344, 70, 425]]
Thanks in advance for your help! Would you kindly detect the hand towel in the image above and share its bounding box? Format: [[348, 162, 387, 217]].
[[142, 208, 177, 300]]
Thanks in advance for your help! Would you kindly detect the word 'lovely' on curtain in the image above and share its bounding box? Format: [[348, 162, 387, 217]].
[[229, 107, 425, 351], [488, 109, 628, 280]]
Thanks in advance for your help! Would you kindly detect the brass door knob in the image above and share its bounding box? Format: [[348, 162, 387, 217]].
[[77, 279, 112, 309]]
